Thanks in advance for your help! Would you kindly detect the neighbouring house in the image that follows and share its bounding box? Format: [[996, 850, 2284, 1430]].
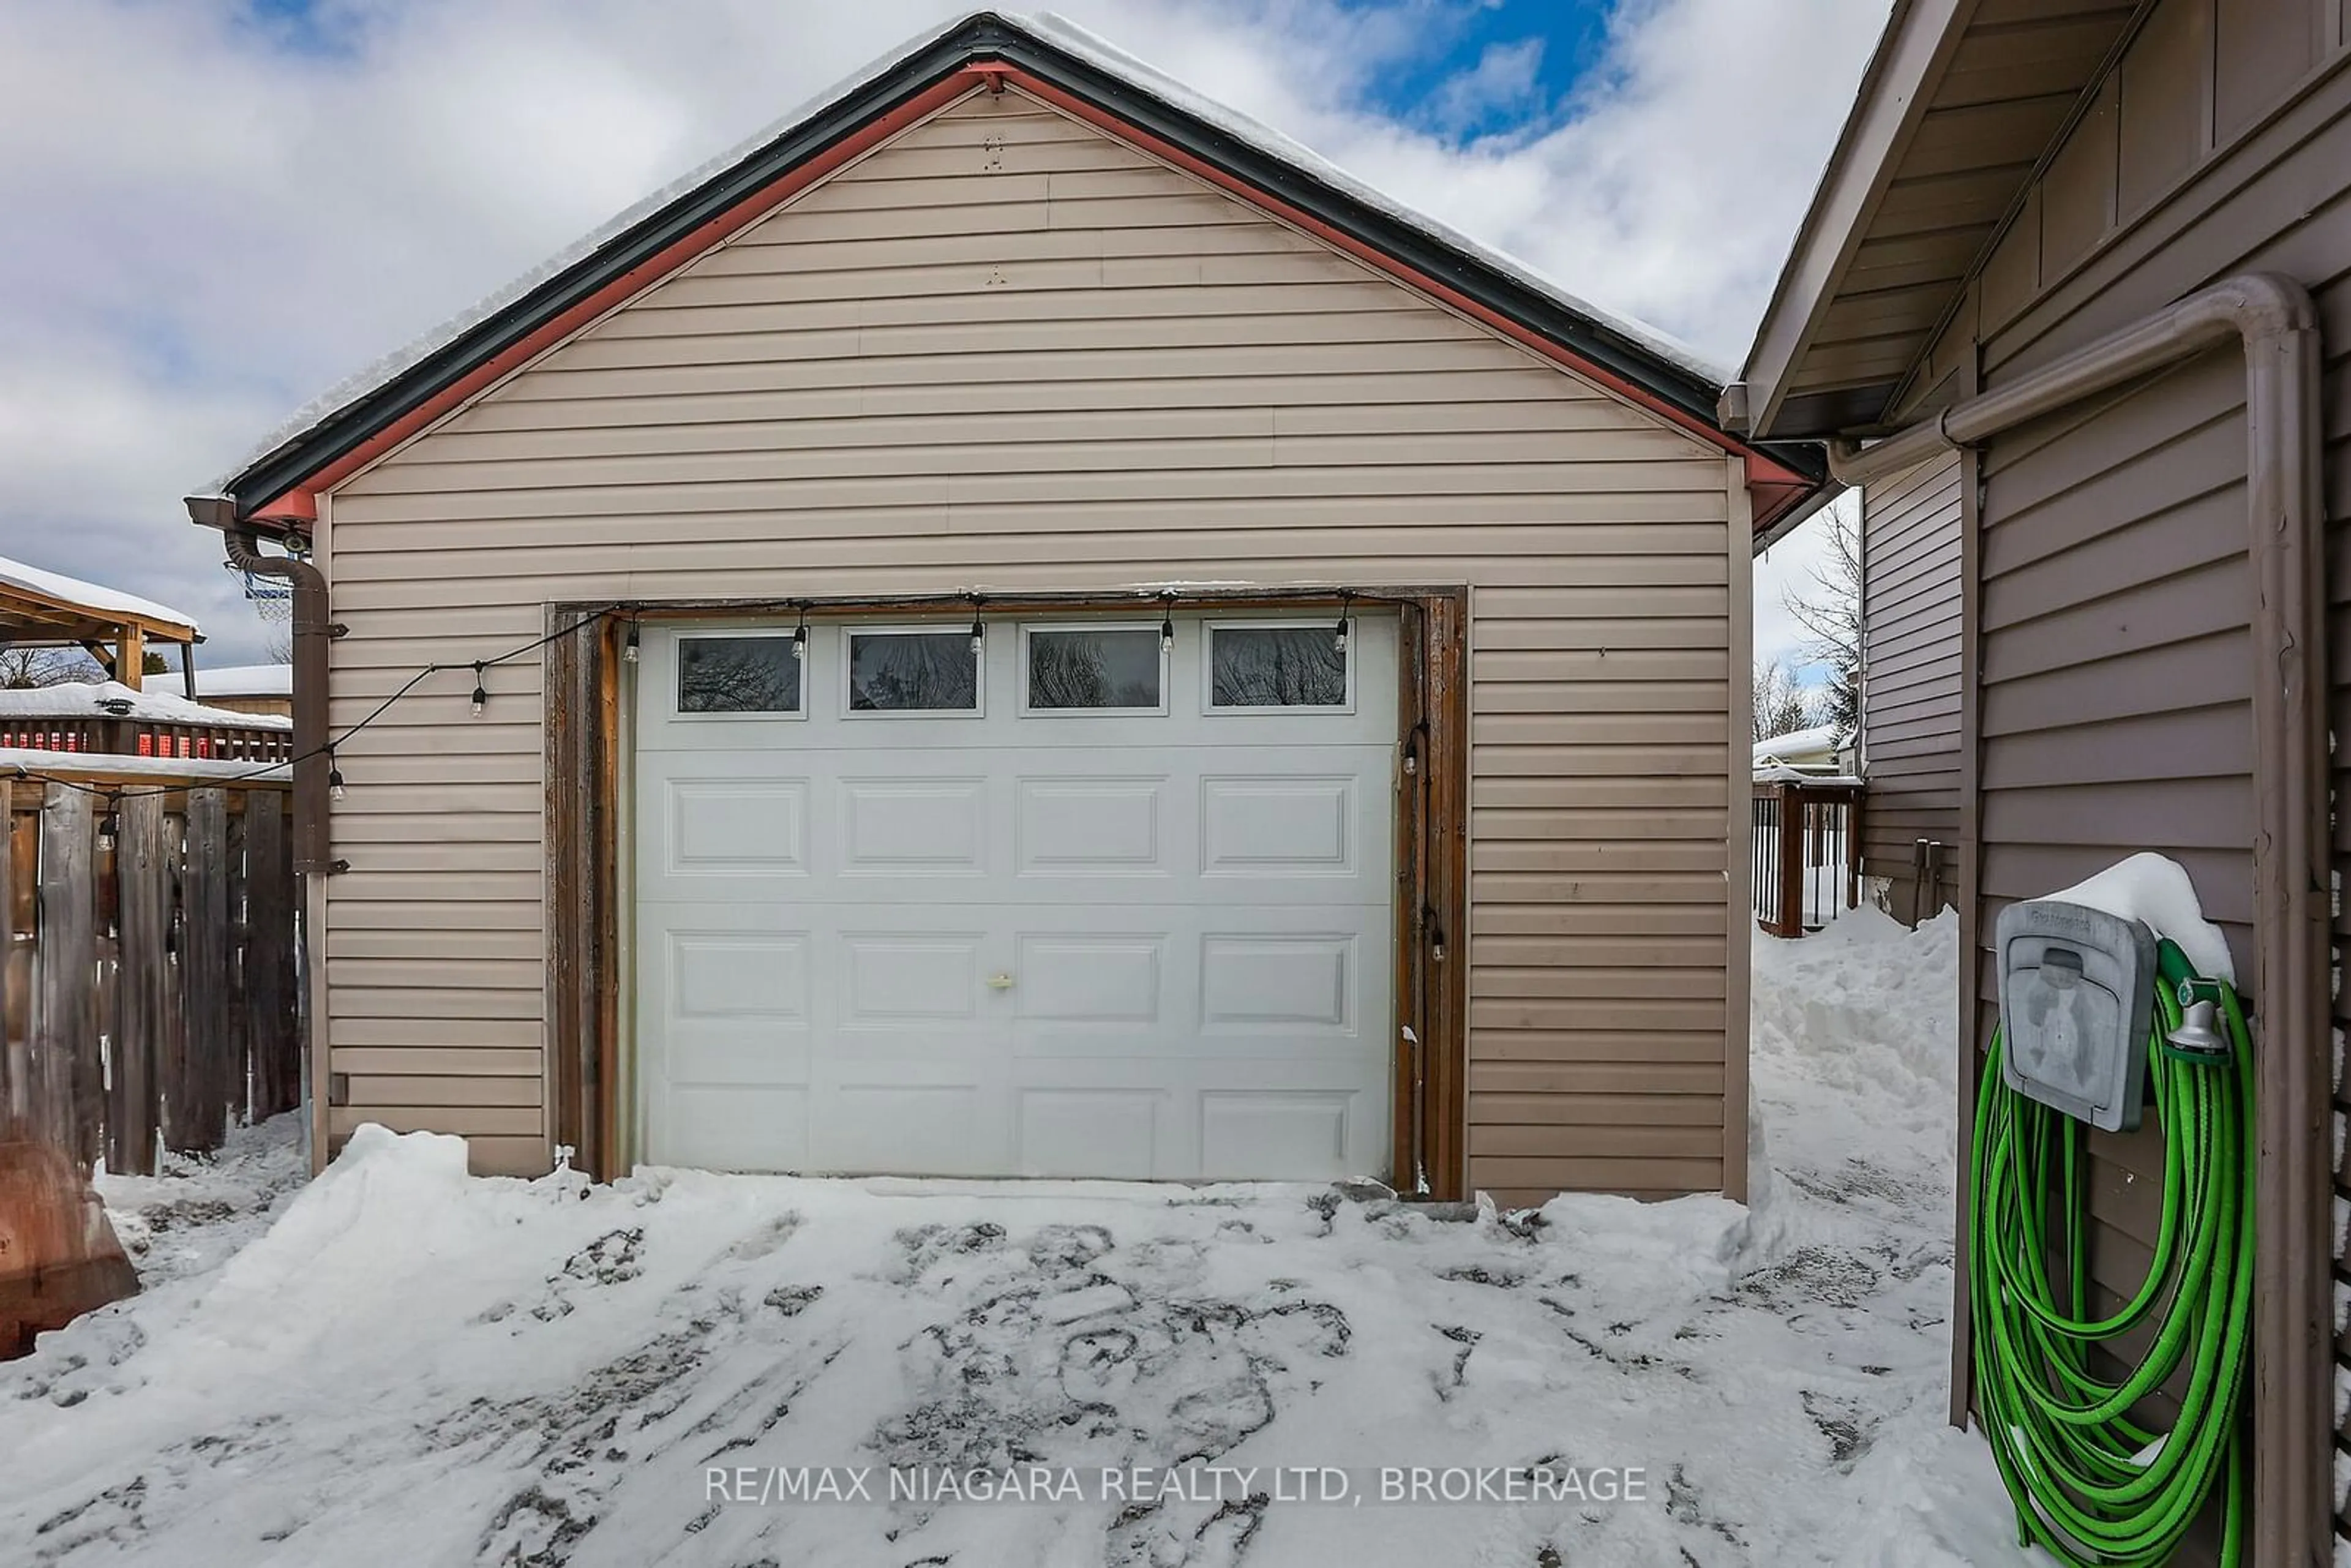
[[0, 553, 202, 697], [190, 662, 294, 721], [189, 12, 1828, 1206], [1729, 0, 2347, 1559], [1749, 722, 1853, 779]]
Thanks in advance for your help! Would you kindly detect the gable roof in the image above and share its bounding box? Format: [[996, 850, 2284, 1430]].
[[1730, 0, 2147, 447], [195, 10, 1823, 537]]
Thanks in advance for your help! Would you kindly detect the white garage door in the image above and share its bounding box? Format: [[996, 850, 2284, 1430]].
[[632, 611, 1397, 1180]]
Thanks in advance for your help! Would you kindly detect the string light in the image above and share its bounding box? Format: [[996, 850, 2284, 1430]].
[[11, 593, 1412, 811], [1160, 591, 1177, 654], [10, 608, 611, 807], [622, 621, 640, 664], [96, 796, 119, 852]]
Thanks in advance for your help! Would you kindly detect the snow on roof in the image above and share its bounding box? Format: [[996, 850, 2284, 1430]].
[[211, 10, 1718, 498], [192, 662, 294, 699], [1752, 724, 1844, 763], [0, 553, 201, 637], [0, 680, 291, 730]]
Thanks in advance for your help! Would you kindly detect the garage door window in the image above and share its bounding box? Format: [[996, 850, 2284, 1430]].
[[1206, 623, 1351, 711], [1023, 625, 1166, 714], [678, 634, 802, 715], [847, 628, 981, 715]]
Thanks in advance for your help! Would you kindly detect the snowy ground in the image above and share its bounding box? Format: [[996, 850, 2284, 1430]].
[[1, 909, 2033, 1566]]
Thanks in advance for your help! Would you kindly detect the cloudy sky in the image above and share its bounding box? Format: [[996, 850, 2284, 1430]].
[[0, 0, 1886, 669]]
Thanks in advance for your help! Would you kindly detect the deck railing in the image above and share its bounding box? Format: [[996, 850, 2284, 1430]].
[[1751, 778, 1863, 938], [0, 714, 293, 763]]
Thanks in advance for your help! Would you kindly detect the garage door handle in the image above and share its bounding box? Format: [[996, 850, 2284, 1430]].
[[986, 973, 1016, 990]]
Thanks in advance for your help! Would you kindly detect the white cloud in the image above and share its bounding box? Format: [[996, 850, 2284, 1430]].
[[0, 0, 1886, 663]]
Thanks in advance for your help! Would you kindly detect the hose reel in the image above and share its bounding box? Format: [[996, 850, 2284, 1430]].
[[1970, 900, 2254, 1566]]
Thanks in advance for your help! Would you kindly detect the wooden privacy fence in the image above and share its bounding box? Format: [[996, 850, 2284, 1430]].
[[1752, 778, 1863, 938], [0, 775, 299, 1174]]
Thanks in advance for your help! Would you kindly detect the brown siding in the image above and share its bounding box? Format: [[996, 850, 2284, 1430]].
[[1925, 3, 2351, 1556], [315, 88, 1744, 1199], [1859, 452, 1962, 918]]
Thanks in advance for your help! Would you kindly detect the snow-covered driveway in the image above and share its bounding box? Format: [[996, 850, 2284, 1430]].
[[1, 912, 2025, 1567]]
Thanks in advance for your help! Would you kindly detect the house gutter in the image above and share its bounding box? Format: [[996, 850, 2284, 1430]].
[[1829, 272, 2327, 1566]]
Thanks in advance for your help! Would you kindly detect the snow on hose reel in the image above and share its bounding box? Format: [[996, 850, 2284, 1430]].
[[1972, 891, 2254, 1566]]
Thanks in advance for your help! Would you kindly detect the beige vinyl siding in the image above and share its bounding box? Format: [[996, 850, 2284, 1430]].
[[317, 86, 1741, 1197], [1929, 7, 2350, 1556], [1858, 452, 1962, 917]]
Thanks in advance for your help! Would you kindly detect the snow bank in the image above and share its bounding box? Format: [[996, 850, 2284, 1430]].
[[1752, 905, 1961, 1151], [2041, 850, 2234, 983], [0, 914, 2030, 1567]]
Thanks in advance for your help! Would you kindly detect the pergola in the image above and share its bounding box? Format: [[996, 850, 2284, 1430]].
[[0, 554, 202, 696]]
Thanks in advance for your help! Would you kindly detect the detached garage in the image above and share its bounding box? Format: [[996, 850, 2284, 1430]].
[[192, 12, 1824, 1204]]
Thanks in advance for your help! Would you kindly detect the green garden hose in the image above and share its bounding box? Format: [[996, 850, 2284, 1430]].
[[1967, 938, 2255, 1567]]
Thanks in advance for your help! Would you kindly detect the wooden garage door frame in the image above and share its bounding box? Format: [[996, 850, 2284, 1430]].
[[544, 586, 1469, 1198]]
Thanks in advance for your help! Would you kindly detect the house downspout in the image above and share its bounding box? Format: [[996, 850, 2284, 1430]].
[[208, 516, 337, 877], [1830, 272, 2328, 1567], [196, 501, 343, 1172]]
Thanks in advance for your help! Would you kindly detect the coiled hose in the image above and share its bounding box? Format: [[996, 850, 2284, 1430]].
[[1967, 938, 2254, 1567]]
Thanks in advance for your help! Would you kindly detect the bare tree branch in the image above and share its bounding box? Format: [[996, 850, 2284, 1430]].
[[1780, 500, 1861, 737], [1752, 656, 1816, 744]]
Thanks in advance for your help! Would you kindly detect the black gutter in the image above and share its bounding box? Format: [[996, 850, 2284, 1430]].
[[215, 12, 1823, 519]]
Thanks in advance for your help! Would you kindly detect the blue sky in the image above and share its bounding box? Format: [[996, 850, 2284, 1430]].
[[1352, 0, 1615, 139], [0, 0, 1883, 666]]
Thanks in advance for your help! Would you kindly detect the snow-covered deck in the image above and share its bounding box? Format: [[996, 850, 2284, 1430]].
[[0, 913, 2021, 1566], [0, 681, 288, 732]]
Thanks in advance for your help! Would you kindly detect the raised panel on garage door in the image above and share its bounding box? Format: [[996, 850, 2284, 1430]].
[[632, 613, 1396, 1179]]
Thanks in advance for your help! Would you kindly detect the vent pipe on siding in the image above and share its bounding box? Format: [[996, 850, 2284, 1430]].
[[1828, 272, 2328, 1566]]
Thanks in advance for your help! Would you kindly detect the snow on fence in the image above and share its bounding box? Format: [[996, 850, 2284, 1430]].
[[1750, 778, 1862, 938], [0, 771, 299, 1176]]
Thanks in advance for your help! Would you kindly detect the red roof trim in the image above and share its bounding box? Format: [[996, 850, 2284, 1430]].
[[255, 70, 990, 518], [258, 60, 1807, 519]]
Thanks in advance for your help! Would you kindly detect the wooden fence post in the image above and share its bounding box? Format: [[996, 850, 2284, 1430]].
[[225, 801, 249, 1127], [243, 793, 296, 1119], [177, 789, 230, 1153], [0, 779, 13, 1132], [1771, 781, 1805, 939], [34, 787, 98, 1164], [110, 795, 169, 1177]]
